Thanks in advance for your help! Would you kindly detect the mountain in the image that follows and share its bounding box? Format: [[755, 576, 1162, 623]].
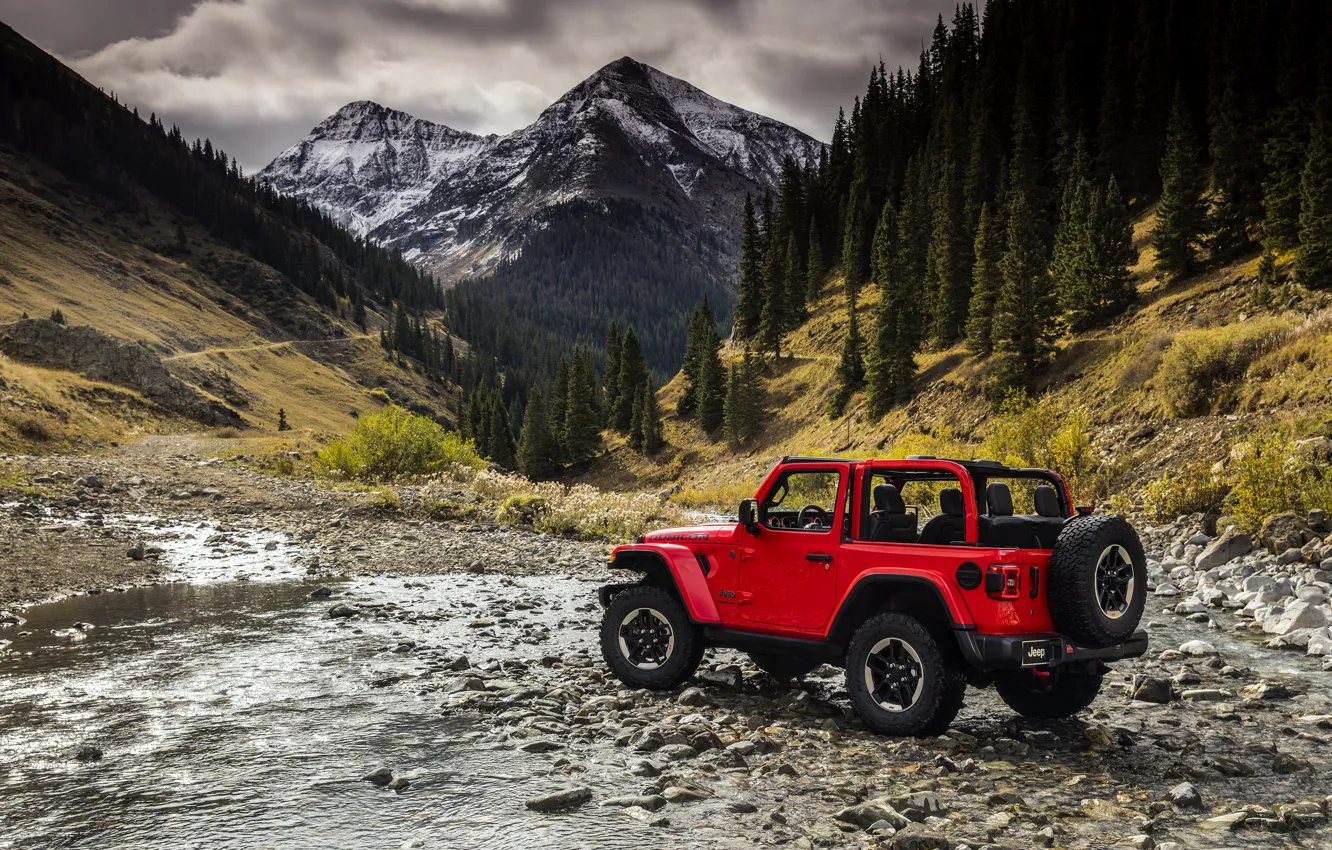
[[0, 21, 455, 450], [260, 57, 824, 282]]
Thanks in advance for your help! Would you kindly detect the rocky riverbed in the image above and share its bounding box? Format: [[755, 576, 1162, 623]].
[[3, 441, 1332, 849]]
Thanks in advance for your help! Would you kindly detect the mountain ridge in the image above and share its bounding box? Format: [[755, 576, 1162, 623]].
[[259, 55, 824, 281]]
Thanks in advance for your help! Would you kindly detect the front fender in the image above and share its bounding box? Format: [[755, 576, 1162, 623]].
[[609, 544, 721, 624]]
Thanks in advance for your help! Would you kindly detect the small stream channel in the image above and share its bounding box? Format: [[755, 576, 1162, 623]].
[[0, 519, 690, 850]]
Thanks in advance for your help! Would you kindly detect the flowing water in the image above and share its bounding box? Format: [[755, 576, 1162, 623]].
[[0, 522, 697, 850]]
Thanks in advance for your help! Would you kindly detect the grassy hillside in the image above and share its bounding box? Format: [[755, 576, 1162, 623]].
[[581, 211, 1332, 520], [0, 147, 454, 453]]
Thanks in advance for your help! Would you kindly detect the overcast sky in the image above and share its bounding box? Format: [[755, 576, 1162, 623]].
[[0, 0, 953, 172]]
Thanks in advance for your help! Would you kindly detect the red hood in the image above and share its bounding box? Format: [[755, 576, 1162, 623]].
[[639, 523, 738, 544]]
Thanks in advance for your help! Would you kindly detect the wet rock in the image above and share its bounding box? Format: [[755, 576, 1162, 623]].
[[309, 586, 333, 598], [621, 805, 669, 826], [889, 824, 951, 850], [630, 729, 664, 753], [1242, 681, 1294, 700], [835, 801, 909, 830], [387, 777, 411, 792], [1204, 756, 1252, 776], [1196, 530, 1252, 570], [662, 785, 709, 802], [75, 746, 103, 762], [1179, 640, 1218, 657], [1200, 811, 1248, 830], [696, 666, 742, 688], [601, 794, 666, 811], [517, 740, 563, 753], [327, 604, 358, 619], [1132, 676, 1174, 704], [1167, 782, 1204, 809], [525, 786, 592, 812], [676, 686, 708, 706], [1272, 752, 1312, 774], [1181, 688, 1227, 701], [127, 540, 146, 560], [654, 744, 697, 762], [362, 767, 394, 786]]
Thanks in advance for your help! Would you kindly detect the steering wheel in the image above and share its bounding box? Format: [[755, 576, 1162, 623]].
[[797, 504, 828, 529]]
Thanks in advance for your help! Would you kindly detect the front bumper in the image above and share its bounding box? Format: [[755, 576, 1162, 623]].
[[955, 628, 1149, 671]]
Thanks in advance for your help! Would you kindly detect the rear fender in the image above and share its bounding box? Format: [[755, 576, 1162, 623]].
[[606, 544, 721, 624], [827, 574, 967, 651]]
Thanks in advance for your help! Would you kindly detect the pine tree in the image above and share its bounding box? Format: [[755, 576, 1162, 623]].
[[806, 216, 825, 304], [1297, 116, 1332, 288], [628, 382, 646, 451], [564, 348, 603, 464], [828, 298, 865, 417], [1151, 87, 1207, 281], [966, 203, 1002, 355], [640, 383, 664, 454], [1052, 137, 1098, 330], [694, 335, 725, 434], [613, 328, 647, 432], [757, 234, 787, 357], [866, 202, 914, 416], [784, 231, 807, 326], [517, 390, 560, 480], [994, 189, 1057, 386], [680, 298, 724, 433], [926, 153, 968, 344], [1096, 176, 1138, 320], [678, 299, 711, 418], [602, 322, 623, 427], [733, 195, 763, 338], [49, 308, 66, 325], [841, 186, 870, 297], [724, 348, 766, 448], [486, 393, 516, 469], [549, 356, 570, 460], [277, 408, 291, 432]]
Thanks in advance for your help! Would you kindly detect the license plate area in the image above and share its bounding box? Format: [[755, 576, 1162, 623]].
[[1020, 639, 1053, 667]]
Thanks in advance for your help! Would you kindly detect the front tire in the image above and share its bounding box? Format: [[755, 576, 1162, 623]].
[[994, 669, 1103, 718], [845, 613, 966, 737], [600, 585, 702, 690]]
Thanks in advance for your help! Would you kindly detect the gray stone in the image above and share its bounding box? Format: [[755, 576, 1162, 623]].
[[1167, 782, 1204, 809], [1196, 530, 1252, 570], [1273, 752, 1312, 774], [362, 767, 394, 786], [1132, 673, 1174, 702], [1179, 640, 1218, 656], [601, 795, 667, 811], [836, 801, 909, 830], [525, 786, 592, 812], [327, 604, 358, 619], [676, 686, 708, 706], [517, 740, 563, 753], [890, 824, 951, 850], [1262, 600, 1329, 635]]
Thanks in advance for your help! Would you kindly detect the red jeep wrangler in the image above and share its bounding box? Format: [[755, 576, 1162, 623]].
[[599, 456, 1148, 736]]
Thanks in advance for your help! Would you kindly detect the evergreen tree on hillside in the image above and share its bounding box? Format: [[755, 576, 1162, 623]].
[[563, 347, 602, 464], [639, 383, 664, 454], [680, 298, 725, 434], [841, 186, 871, 297], [994, 189, 1057, 386], [1096, 176, 1138, 320], [628, 385, 646, 451], [1051, 138, 1098, 329], [806, 216, 825, 303], [828, 298, 865, 417], [757, 242, 787, 358], [1151, 87, 1207, 281], [966, 203, 1002, 355], [695, 337, 725, 434], [678, 299, 710, 418], [724, 348, 766, 448], [1263, 7, 1318, 252], [602, 322, 623, 427], [867, 202, 914, 416], [517, 390, 560, 480], [926, 153, 969, 344], [549, 355, 570, 461], [486, 393, 516, 469], [612, 328, 647, 432], [784, 232, 807, 325], [1297, 115, 1332, 288], [734, 195, 763, 338]]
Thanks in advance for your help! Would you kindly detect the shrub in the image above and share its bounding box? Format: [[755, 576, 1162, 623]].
[[314, 405, 482, 482], [1154, 319, 1289, 417], [670, 480, 756, 512], [981, 393, 1110, 504], [9, 414, 54, 442], [1227, 437, 1332, 530], [1141, 464, 1230, 521]]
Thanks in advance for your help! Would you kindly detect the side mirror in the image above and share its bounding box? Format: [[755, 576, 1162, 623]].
[[738, 498, 760, 534]]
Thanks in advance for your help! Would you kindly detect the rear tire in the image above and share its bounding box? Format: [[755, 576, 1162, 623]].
[[994, 669, 1103, 718], [600, 585, 702, 690], [1047, 515, 1147, 647], [845, 613, 966, 737], [747, 652, 819, 681]]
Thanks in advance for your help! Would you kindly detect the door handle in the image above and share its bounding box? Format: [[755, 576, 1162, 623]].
[[806, 553, 833, 563]]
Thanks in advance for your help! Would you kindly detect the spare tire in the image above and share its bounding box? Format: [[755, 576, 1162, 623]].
[[1046, 514, 1146, 646]]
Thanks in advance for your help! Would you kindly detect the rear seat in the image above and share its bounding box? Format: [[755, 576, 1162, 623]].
[[977, 482, 1068, 549]]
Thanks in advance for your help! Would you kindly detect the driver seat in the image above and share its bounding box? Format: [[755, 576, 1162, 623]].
[[868, 483, 917, 543]]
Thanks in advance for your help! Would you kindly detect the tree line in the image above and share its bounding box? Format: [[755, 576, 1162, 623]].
[[730, 0, 1332, 417]]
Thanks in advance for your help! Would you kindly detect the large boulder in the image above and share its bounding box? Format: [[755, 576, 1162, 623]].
[[1294, 436, 1332, 462], [1260, 513, 1313, 555], [1263, 601, 1330, 636], [1196, 529, 1252, 570]]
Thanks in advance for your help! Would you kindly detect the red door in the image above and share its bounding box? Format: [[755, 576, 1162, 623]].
[[738, 467, 845, 631]]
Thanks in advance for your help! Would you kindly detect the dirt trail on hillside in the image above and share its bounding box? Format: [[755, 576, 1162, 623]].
[[162, 332, 376, 361]]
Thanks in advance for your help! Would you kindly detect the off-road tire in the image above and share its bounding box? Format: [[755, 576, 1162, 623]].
[[994, 669, 1103, 718], [747, 652, 820, 682], [1047, 515, 1146, 647], [600, 585, 702, 690], [845, 612, 966, 737]]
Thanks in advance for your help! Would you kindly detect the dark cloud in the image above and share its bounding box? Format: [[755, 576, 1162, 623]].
[[5, 0, 957, 170]]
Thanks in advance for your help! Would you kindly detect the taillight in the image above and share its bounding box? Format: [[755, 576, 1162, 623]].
[[986, 564, 1021, 600]]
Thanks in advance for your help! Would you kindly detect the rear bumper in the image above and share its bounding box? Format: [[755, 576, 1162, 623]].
[[955, 628, 1149, 671]]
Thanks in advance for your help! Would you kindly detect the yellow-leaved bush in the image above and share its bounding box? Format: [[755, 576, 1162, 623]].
[[314, 405, 483, 482]]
